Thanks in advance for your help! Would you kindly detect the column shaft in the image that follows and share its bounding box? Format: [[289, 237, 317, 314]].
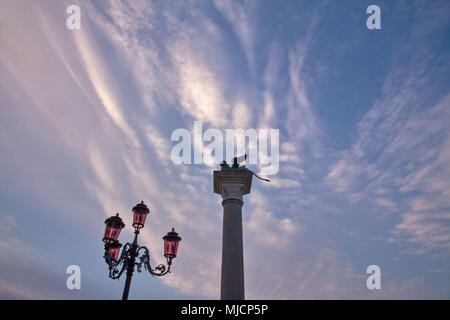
[[221, 198, 244, 300]]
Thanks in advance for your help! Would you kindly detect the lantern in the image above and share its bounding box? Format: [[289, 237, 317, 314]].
[[103, 213, 125, 244], [163, 228, 182, 259], [132, 201, 149, 229], [106, 241, 122, 261]]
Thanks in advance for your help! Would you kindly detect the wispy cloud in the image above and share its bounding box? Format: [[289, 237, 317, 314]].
[[1, 0, 449, 300], [325, 1, 450, 255]]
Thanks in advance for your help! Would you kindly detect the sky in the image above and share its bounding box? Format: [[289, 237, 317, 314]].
[[0, 0, 449, 299]]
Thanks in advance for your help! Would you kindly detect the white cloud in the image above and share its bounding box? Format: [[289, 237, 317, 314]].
[[214, 0, 255, 73], [73, 26, 141, 148], [1, 0, 448, 300], [325, 22, 450, 255]]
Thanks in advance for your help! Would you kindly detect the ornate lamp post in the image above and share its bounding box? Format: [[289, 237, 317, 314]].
[[102, 201, 181, 300]]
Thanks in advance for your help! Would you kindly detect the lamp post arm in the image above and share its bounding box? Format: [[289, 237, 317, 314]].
[[105, 242, 131, 279], [136, 246, 172, 277]]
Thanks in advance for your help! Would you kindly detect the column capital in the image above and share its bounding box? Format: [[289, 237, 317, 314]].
[[213, 170, 253, 201]]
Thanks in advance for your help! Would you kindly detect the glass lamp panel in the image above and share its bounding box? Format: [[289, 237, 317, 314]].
[[132, 201, 149, 229], [103, 226, 117, 243], [164, 239, 180, 258], [103, 215, 125, 243], [132, 210, 147, 229], [110, 246, 120, 261]]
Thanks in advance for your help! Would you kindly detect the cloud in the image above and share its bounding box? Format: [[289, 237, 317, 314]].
[[1, 0, 448, 300], [325, 3, 450, 255], [214, 0, 255, 74], [73, 26, 141, 148]]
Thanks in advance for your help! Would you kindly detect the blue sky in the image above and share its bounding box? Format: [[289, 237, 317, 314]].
[[0, 0, 449, 299]]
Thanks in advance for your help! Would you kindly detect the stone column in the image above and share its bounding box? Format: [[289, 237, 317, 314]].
[[214, 170, 253, 300]]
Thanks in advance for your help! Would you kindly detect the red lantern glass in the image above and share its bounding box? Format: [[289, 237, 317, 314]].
[[132, 201, 149, 229], [106, 241, 122, 261], [163, 228, 181, 259], [103, 213, 125, 244]]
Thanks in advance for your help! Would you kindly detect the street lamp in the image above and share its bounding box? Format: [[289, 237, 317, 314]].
[[102, 201, 181, 300]]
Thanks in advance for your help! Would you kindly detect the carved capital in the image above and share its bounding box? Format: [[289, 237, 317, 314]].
[[213, 170, 253, 198], [221, 183, 245, 201]]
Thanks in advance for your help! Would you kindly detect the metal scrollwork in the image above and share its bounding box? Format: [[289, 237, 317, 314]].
[[104, 243, 171, 279], [104, 243, 131, 279], [136, 246, 171, 277]]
